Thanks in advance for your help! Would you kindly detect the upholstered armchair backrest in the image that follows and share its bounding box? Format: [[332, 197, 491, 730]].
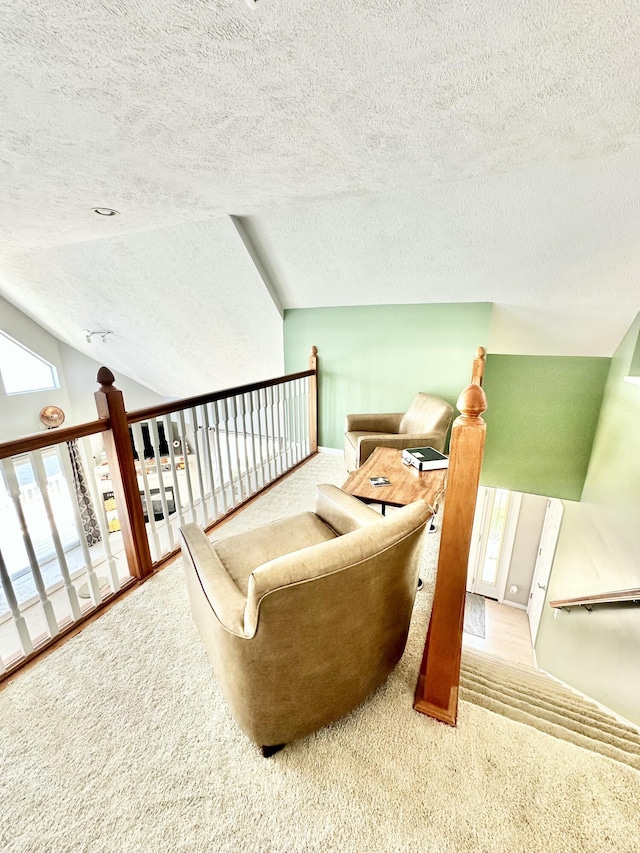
[[180, 487, 431, 748], [399, 392, 454, 436]]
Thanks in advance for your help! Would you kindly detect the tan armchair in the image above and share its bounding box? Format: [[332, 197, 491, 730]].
[[179, 484, 431, 755], [344, 392, 454, 472]]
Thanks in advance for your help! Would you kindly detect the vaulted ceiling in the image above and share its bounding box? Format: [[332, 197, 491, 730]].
[[1, 1, 639, 394]]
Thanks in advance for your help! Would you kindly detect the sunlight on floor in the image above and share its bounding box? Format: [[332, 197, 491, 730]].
[[463, 598, 535, 668]]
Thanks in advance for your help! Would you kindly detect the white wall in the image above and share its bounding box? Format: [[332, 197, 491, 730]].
[[0, 295, 163, 443], [0, 295, 73, 441], [503, 493, 547, 607], [58, 343, 164, 425]]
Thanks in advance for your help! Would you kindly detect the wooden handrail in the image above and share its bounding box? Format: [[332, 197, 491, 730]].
[[126, 369, 315, 424], [414, 378, 487, 726], [0, 419, 109, 460], [550, 588, 640, 610]]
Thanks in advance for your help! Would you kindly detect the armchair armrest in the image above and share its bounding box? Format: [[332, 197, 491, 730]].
[[315, 483, 381, 535], [244, 498, 432, 636], [179, 524, 247, 636], [358, 432, 448, 464], [345, 412, 403, 433]]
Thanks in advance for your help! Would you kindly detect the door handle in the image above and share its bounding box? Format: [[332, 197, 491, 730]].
[[537, 583, 546, 590]]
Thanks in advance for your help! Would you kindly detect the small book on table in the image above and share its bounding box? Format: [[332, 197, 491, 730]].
[[369, 476, 391, 487]]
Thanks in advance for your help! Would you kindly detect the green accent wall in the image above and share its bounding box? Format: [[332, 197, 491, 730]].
[[535, 312, 640, 725], [284, 303, 492, 449], [482, 355, 610, 500]]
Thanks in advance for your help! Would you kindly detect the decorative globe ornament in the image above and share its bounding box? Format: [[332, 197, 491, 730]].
[[39, 405, 66, 429]]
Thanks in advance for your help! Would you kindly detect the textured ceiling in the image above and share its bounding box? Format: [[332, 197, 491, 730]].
[[248, 151, 640, 355], [0, 0, 639, 369], [0, 218, 284, 396]]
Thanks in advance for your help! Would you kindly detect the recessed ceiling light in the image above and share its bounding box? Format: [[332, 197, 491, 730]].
[[92, 207, 119, 216]]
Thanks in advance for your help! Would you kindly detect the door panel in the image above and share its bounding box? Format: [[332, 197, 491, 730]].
[[527, 498, 564, 644], [467, 487, 521, 601]]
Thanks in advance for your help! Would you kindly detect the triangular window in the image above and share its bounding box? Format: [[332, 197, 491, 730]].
[[0, 331, 59, 395]]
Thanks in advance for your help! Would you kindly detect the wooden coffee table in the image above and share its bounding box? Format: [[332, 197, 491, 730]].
[[342, 446, 447, 515]]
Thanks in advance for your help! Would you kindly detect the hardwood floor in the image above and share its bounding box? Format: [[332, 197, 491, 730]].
[[463, 598, 535, 668]]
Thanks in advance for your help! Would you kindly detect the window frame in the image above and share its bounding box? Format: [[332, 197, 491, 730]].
[[0, 330, 60, 396]]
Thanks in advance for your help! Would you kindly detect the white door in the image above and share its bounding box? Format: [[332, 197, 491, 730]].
[[467, 487, 522, 601], [527, 498, 564, 644]]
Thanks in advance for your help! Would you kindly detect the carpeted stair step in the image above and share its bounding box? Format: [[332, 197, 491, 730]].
[[460, 659, 621, 718], [459, 649, 640, 771], [460, 668, 640, 742], [461, 650, 619, 706], [461, 651, 640, 736], [461, 650, 640, 739], [459, 680, 640, 756]]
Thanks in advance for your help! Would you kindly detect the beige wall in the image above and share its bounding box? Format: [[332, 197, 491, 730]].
[[535, 311, 640, 725]]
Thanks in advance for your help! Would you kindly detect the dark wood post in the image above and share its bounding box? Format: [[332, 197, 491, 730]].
[[308, 346, 318, 453], [414, 381, 487, 725], [94, 368, 153, 581]]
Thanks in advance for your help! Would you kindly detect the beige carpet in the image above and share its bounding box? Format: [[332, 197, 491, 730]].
[[1, 454, 639, 853]]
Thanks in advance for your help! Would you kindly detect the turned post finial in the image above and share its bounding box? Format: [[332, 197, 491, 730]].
[[457, 383, 487, 419], [96, 367, 116, 390], [310, 345, 318, 357], [471, 345, 487, 386]]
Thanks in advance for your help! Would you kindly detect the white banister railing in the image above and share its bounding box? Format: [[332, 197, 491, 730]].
[[123, 372, 314, 566], [0, 350, 319, 679], [0, 427, 133, 672]]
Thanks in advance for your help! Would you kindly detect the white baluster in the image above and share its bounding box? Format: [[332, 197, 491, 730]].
[[162, 415, 186, 533], [30, 450, 82, 621], [241, 392, 255, 495], [271, 384, 282, 477], [251, 390, 265, 491], [0, 546, 33, 656], [208, 401, 228, 516], [178, 410, 197, 524], [131, 423, 162, 561], [218, 398, 237, 509], [188, 408, 209, 527], [267, 386, 277, 481], [79, 437, 121, 591], [229, 396, 246, 502], [257, 388, 270, 484], [1, 458, 58, 639], [236, 394, 251, 497], [292, 379, 300, 463], [148, 418, 175, 551], [199, 404, 219, 524], [283, 381, 293, 470], [303, 376, 311, 457]]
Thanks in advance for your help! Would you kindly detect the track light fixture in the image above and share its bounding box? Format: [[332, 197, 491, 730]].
[[84, 330, 112, 344]]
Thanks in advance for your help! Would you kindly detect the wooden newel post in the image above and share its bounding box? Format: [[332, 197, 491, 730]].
[[94, 367, 153, 581], [308, 346, 318, 454], [414, 382, 487, 726], [471, 346, 486, 386]]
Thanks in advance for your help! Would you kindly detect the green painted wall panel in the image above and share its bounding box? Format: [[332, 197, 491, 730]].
[[284, 304, 492, 450], [481, 355, 610, 500], [285, 306, 609, 500], [535, 312, 640, 725]]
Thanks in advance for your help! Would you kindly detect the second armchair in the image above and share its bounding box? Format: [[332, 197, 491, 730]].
[[344, 392, 454, 472]]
